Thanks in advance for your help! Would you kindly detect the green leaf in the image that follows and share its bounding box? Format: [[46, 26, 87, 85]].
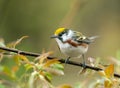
[[24, 64, 33, 71], [44, 72, 52, 82], [13, 55, 20, 66], [116, 50, 120, 60], [0, 84, 5, 88], [43, 59, 59, 67], [3, 66, 11, 76], [0, 66, 4, 72], [51, 63, 64, 71]]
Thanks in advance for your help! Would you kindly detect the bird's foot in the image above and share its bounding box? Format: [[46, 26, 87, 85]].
[[65, 57, 70, 64], [82, 62, 86, 69]]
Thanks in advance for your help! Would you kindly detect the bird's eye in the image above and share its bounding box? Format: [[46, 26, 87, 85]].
[[80, 37, 86, 40], [80, 37, 83, 40], [59, 33, 62, 36], [59, 33, 63, 36], [58, 29, 69, 37], [59, 31, 65, 36]]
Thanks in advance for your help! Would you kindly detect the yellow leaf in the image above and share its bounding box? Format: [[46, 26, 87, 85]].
[[0, 38, 6, 47], [13, 55, 21, 65], [57, 84, 72, 88], [104, 64, 114, 78], [0, 38, 6, 53], [104, 78, 112, 88], [14, 36, 29, 48], [7, 36, 28, 48], [17, 54, 29, 63], [43, 59, 59, 67], [44, 68, 64, 76], [35, 51, 53, 64], [98, 70, 106, 77], [25, 64, 34, 71]]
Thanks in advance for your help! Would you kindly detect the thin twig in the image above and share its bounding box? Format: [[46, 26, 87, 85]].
[[0, 46, 120, 78]]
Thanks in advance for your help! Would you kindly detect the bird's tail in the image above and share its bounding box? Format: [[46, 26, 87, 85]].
[[88, 36, 99, 42]]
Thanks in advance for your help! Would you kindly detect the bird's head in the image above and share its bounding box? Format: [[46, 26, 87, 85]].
[[51, 28, 71, 42]]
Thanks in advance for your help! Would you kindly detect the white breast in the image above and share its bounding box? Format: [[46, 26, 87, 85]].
[[55, 39, 88, 58]]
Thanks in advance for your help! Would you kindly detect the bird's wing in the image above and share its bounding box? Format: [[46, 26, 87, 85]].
[[74, 35, 98, 44], [72, 31, 98, 44]]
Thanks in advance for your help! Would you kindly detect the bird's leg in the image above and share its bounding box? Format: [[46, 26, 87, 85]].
[[82, 54, 86, 69], [65, 57, 71, 64]]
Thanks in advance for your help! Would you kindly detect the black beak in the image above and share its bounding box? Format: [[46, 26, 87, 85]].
[[50, 35, 59, 38]]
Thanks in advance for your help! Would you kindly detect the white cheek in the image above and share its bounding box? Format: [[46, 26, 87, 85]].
[[68, 30, 74, 37], [61, 34, 68, 42], [62, 30, 74, 42]]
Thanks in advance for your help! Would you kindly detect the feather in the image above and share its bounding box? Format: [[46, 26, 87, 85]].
[[76, 36, 99, 44]]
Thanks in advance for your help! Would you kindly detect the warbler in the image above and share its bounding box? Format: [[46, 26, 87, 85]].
[[51, 28, 97, 68]]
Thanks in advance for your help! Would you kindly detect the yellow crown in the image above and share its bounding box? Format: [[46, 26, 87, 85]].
[[54, 28, 66, 35]]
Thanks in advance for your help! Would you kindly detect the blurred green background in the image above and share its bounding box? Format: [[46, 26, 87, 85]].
[[0, 0, 120, 86]]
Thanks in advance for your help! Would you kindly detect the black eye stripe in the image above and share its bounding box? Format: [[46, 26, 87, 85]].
[[58, 29, 69, 42], [59, 29, 69, 36]]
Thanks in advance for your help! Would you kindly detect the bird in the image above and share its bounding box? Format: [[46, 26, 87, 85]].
[[51, 27, 97, 68]]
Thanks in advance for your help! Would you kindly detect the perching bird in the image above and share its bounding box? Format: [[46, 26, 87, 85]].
[[51, 28, 97, 68]]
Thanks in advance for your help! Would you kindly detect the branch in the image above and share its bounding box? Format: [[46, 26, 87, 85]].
[[0, 46, 120, 78]]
